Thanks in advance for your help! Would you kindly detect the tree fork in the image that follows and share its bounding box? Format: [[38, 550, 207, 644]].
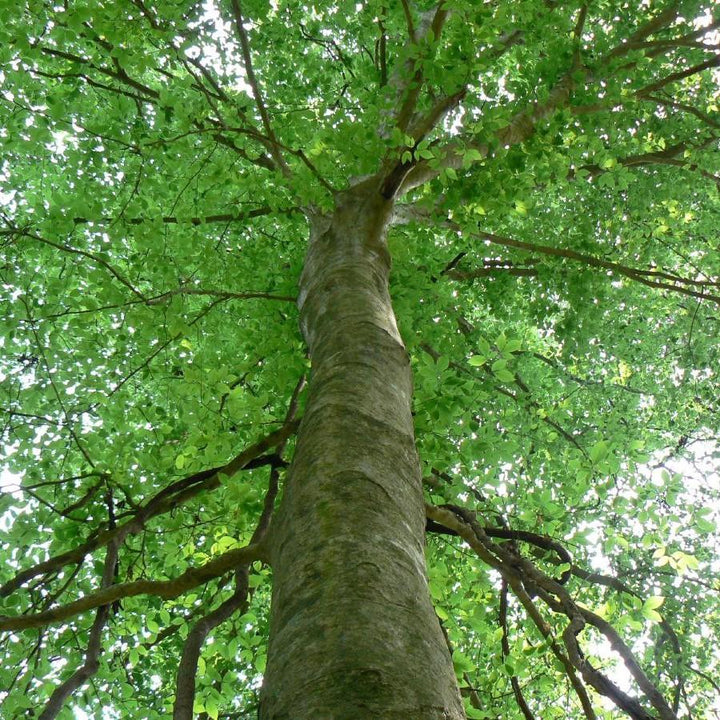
[[260, 180, 465, 719]]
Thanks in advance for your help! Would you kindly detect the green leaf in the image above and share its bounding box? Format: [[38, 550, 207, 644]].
[[589, 441, 608, 463], [642, 608, 663, 623], [695, 517, 715, 533], [494, 369, 515, 383], [463, 148, 485, 166], [643, 596, 664, 611], [466, 708, 487, 720]]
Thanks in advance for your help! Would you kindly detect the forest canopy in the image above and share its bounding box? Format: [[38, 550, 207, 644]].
[[0, 0, 719, 719]]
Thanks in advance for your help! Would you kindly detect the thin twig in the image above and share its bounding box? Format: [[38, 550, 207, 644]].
[[230, 0, 291, 175], [145, 287, 296, 305], [8, 227, 147, 302]]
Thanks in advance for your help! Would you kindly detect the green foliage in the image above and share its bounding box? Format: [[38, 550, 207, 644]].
[[1, 0, 719, 718]]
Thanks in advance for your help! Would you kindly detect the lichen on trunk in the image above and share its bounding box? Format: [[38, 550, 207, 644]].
[[260, 181, 465, 719]]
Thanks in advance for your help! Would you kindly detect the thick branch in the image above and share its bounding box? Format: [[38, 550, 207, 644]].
[[172, 375, 303, 719], [427, 503, 680, 720], [408, 88, 467, 142], [37, 538, 119, 719], [450, 224, 720, 305], [0, 421, 298, 598], [0, 543, 263, 632], [397, 72, 573, 195], [394, 2, 452, 133], [400, 0, 417, 41], [499, 579, 536, 720], [172, 573, 250, 720], [426, 504, 598, 720]]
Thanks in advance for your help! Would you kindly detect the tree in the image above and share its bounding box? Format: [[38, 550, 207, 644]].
[[1, 0, 719, 717]]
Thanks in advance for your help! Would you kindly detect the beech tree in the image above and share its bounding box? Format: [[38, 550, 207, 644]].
[[1, 0, 720, 718]]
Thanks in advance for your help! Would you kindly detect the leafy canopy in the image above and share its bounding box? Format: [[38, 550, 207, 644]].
[[0, 0, 719, 718]]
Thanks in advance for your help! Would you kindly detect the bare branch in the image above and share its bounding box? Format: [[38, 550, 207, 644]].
[[498, 77, 574, 147], [394, 2, 452, 133]]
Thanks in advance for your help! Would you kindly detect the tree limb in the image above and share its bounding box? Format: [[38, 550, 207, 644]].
[[602, 3, 682, 61], [0, 543, 263, 632], [636, 55, 720, 97], [447, 223, 720, 305], [499, 579, 536, 720], [427, 503, 598, 720], [145, 287, 296, 305], [427, 503, 680, 720], [6, 226, 147, 302], [37, 537, 119, 719], [0, 421, 299, 598], [172, 375, 303, 719]]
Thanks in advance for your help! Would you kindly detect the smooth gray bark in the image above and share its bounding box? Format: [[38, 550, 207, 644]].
[[260, 181, 465, 719]]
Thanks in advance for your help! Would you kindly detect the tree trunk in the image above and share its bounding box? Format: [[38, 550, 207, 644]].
[[260, 181, 465, 719]]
